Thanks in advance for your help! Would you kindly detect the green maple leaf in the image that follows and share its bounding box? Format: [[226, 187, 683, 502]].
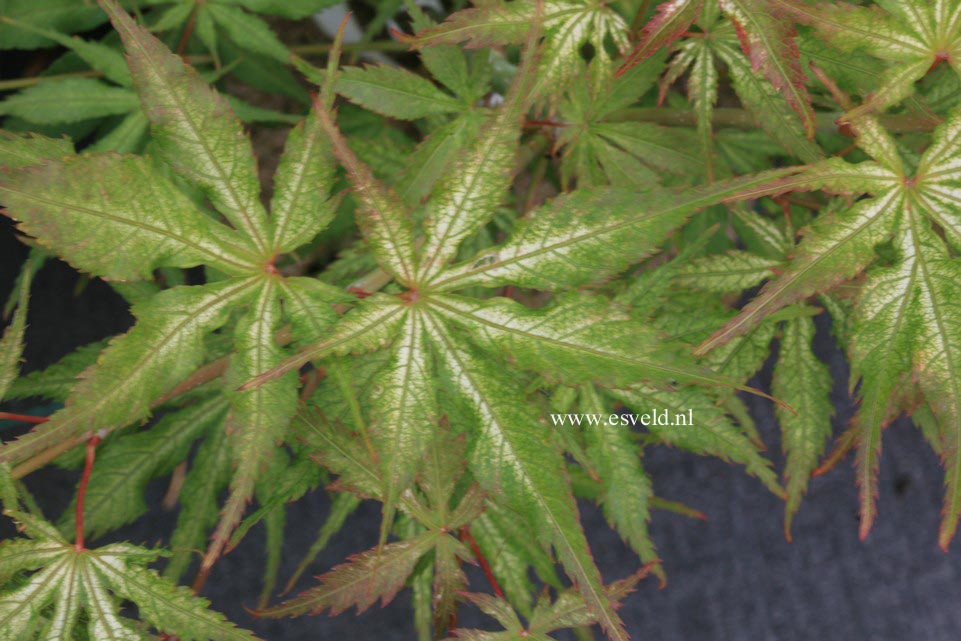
[[697, 105, 961, 547], [260, 428, 480, 629], [618, 0, 817, 140], [0, 14, 300, 153], [0, 467, 259, 641], [0, 0, 347, 569], [445, 569, 652, 641], [400, 0, 632, 93]]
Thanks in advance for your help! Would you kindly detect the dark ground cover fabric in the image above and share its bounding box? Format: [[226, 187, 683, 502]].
[[1, 217, 957, 640]]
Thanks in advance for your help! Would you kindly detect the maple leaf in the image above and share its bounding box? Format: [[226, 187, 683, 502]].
[[618, 0, 816, 138], [0, 466, 259, 641], [400, 0, 631, 93], [446, 568, 653, 641], [236, 18, 798, 638], [0, 0, 347, 572]]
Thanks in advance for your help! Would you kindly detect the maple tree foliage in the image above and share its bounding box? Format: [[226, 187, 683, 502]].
[[1, 0, 961, 639]]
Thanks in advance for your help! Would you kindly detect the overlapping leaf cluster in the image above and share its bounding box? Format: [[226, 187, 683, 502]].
[[3, 0, 961, 640]]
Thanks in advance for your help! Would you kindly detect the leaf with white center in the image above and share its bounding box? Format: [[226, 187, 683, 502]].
[[313, 104, 418, 284], [430, 293, 748, 390], [0, 490, 258, 641], [335, 65, 463, 120], [776, 0, 961, 118], [370, 309, 437, 534], [773, 312, 833, 538], [100, 0, 272, 253], [429, 318, 628, 641], [1, 154, 256, 280], [433, 173, 796, 292], [203, 280, 299, 571], [243, 294, 409, 389], [0, 279, 257, 467], [269, 109, 337, 254], [697, 189, 902, 355]]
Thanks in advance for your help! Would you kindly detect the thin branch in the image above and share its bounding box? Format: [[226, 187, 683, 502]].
[[459, 526, 504, 598]]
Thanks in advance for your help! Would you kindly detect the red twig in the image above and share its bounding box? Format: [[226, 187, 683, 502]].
[[0, 412, 49, 424], [459, 526, 504, 598], [75, 434, 101, 551], [175, 7, 199, 57]]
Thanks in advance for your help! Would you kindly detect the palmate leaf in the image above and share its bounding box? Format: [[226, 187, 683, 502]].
[[448, 570, 651, 641], [240, 28, 793, 633], [0, 474, 258, 641], [0, 0, 342, 578]]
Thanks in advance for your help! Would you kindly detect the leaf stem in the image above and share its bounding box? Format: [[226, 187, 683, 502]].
[[459, 526, 504, 598], [0, 412, 50, 425], [74, 434, 101, 551]]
